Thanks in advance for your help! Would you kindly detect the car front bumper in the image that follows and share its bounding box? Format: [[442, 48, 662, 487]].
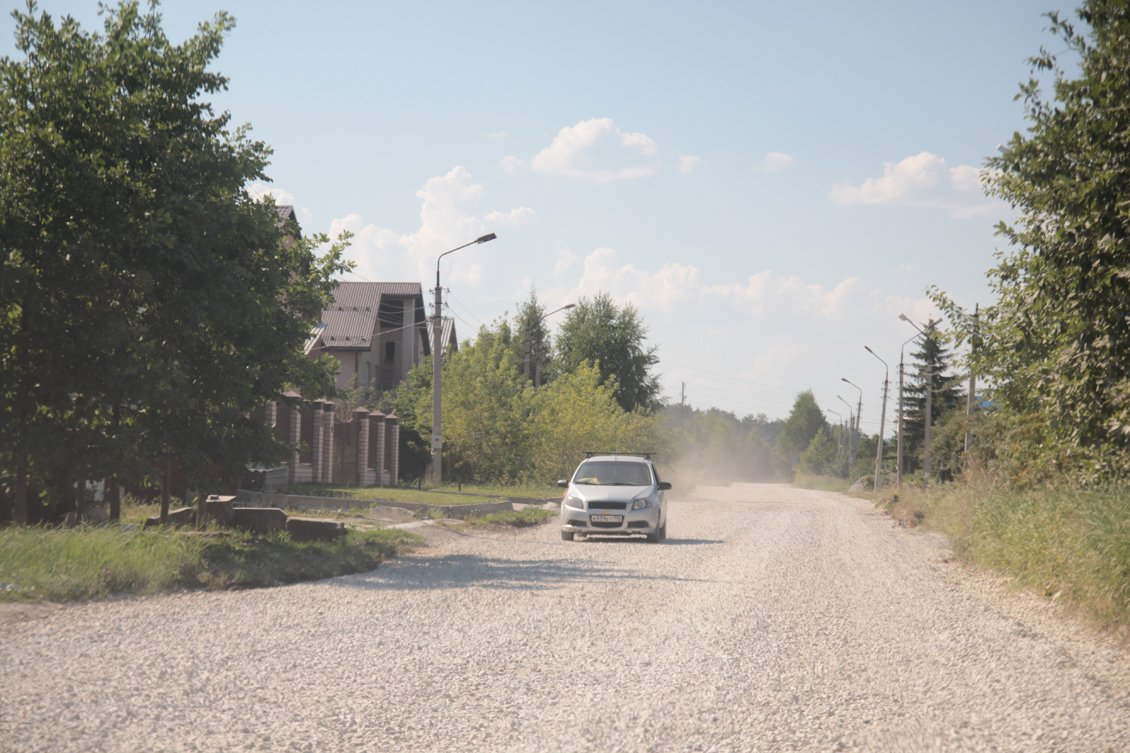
[[560, 506, 661, 536]]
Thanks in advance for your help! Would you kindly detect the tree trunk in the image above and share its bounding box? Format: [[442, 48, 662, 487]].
[[160, 459, 171, 524], [13, 452, 29, 526], [107, 478, 121, 522], [73, 481, 84, 525]]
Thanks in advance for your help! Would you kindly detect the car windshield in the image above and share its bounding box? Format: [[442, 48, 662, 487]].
[[573, 460, 652, 486]]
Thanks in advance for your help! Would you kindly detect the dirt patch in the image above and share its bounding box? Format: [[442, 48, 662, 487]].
[[0, 601, 63, 626]]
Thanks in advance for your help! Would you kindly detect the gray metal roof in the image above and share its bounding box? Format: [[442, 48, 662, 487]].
[[317, 282, 426, 351], [425, 316, 459, 354]]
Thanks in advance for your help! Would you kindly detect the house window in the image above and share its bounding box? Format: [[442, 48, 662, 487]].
[[385, 341, 396, 363]]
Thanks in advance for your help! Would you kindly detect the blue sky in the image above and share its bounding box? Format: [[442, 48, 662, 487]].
[[3, 1, 1058, 431]]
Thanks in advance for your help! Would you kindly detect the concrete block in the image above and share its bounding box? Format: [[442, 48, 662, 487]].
[[286, 517, 346, 542], [144, 506, 196, 529], [204, 495, 236, 526], [231, 507, 288, 534]]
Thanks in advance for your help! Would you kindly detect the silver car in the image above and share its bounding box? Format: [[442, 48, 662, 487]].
[[557, 454, 671, 542]]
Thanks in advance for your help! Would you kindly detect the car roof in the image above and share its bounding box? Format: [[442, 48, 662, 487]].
[[581, 455, 653, 464]]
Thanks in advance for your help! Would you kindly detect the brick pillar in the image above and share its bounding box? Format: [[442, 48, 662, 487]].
[[386, 413, 400, 486], [354, 407, 370, 486], [265, 400, 277, 429], [371, 412, 386, 485], [311, 400, 324, 483], [322, 402, 335, 483], [288, 398, 301, 486]]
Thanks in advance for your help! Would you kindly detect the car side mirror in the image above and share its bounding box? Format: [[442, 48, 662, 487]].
[[557, 479, 569, 488], [657, 482, 672, 491]]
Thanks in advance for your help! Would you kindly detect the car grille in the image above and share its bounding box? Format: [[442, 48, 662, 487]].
[[588, 501, 628, 510], [590, 519, 623, 528]]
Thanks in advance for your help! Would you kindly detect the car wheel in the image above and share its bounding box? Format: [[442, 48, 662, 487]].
[[658, 520, 667, 541], [645, 529, 660, 543], [561, 530, 575, 541]]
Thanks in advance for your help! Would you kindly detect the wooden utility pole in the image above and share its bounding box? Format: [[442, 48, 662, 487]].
[[964, 304, 979, 453]]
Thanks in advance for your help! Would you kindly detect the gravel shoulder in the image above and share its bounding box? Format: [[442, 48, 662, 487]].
[[2, 484, 1128, 753]]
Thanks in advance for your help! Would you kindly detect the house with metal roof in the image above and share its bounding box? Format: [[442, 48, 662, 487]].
[[307, 281, 440, 394]]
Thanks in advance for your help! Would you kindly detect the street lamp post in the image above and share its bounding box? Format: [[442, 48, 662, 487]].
[[899, 314, 935, 483], [841, 378, 862, 472], [896, 331, 920, 489], [432, 233, 496, 486], [826, 408, 844, 462], [864, 346, 889, 491], [527, 303, 575, 387], [836, 395, 855, 473]]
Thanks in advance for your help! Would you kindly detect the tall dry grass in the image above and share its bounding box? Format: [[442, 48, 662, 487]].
[[883, 475, 1130, 629]]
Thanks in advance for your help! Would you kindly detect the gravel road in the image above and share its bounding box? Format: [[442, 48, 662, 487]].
[[3, 484, 1128, 753]]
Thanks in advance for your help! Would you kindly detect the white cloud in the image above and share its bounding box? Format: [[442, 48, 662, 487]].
[[760, 151, 795, 173], [749, 343, 802, 379], [248, 183, 294, 205], [531, 117, 660, 182], [553, 245, 579, 277], [499, 155, 525, 173], [678, 154, 702, 174], [486, 207, 536, 227], [331, 166, 533, 286], [829, 151, 996, 218], [561, 246, 858, 322], [247, 183, 313, 227]]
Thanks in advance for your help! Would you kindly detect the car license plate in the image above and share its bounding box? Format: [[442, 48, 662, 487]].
[[591, 515, 623, 524]]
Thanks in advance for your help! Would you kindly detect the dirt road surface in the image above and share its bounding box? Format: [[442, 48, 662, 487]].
[[3, 484, 1128, 752]]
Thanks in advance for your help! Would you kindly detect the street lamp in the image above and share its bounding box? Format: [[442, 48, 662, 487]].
[[899, 314, 934, 483], [826, 408, 844, 460], [526, 303, 575, 386], [895, 330, 920, 489], [432, 232, 496, 486], [841, 377, 862, 470], [836, 394, 855, 473], [864, 346, 889, 491]]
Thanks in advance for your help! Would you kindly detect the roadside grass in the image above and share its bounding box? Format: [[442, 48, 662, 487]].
[[0, 525, 422, 603], [462, 508, 555, 528], [793, 473, 852, 493], [882, 479, 1130, 630], [287, 483, 560, 506]]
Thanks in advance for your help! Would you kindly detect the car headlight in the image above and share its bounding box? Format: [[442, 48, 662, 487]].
[[631, 492, 654, 510], [565, 495, 585, 509]]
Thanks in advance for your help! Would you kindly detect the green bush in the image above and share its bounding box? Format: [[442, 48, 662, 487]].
[[0, 525, 421, 602]]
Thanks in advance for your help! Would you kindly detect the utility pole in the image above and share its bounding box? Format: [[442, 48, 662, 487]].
[[837, 394, 855, 471], [924, 362, 933, 482], [896, 355, 905, 488], [432, 233, 496, 486], [841, 378, 862, 474], [895, 331, 918, 489], [865, 346, 889, 491], [899, 314, 936, 485], [965, 303, 979, 453]]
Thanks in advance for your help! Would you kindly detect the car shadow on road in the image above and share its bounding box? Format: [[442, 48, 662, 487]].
[[578, 537, 723, 546], [329, 553, 719, 591]]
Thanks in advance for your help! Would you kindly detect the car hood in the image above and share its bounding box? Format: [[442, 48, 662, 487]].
[[572, 485, 651, 502]]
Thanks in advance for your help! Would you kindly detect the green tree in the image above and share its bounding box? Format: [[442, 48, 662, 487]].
[[774, 391, 827, 477], [664, 406, 776, 484], [513, 289, 551, 385], [937, 0, 1130, 479], [798, 425, 841, 477], [902, 321, 963, 476], [554, 292, 661, 413], [437, 323, 530, 483], [0, 1, 349, 523], [529, 362, 665, 481]]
